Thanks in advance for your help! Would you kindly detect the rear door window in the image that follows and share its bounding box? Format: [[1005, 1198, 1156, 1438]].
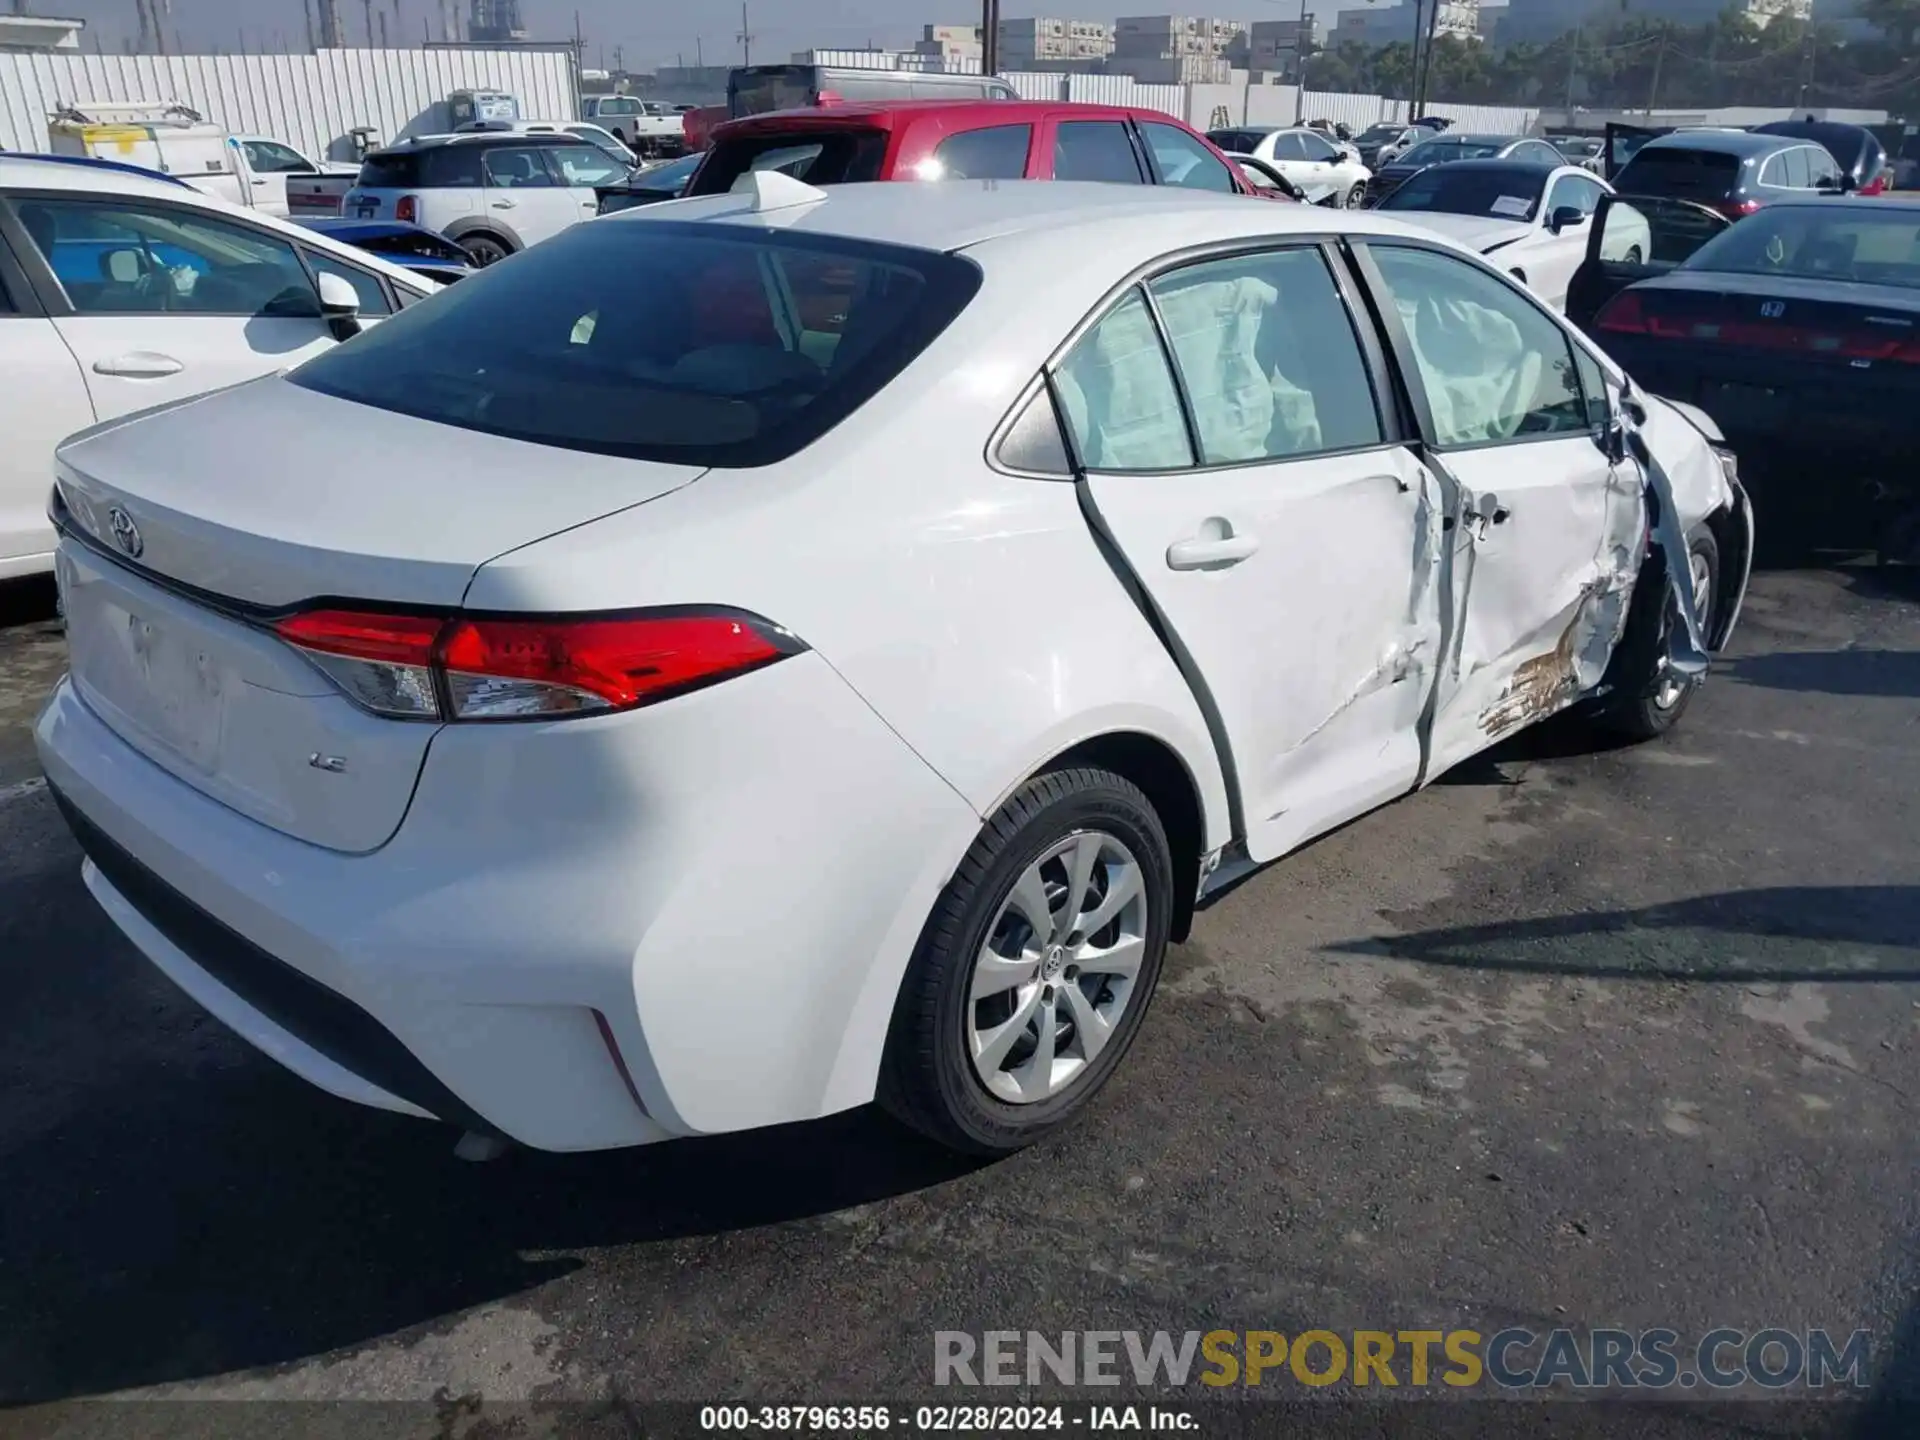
[[1139, 123, 1238, 192], [482, 146, 558, 188], [927, 125, 1033, 180], [545, 144, 630, 187], [288, 221, 982, 467], [1053, 122, 1146, 184]]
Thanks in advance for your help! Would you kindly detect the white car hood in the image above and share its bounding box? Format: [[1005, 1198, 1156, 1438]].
[[1397, 212, 1536, 255]]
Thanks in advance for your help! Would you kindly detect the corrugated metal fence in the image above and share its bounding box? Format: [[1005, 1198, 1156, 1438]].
[[0, 48, 579, 163], [1006, 68, 1534, 134]]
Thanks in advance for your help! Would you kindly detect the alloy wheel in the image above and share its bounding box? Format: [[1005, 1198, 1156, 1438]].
[[1654, 549, 1714, 710], [965, 830, 1149, 1105]]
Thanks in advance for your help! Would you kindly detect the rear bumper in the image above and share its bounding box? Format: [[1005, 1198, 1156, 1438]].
[[1621, 345, 1920, 545], [36, 652, 981, 1151]]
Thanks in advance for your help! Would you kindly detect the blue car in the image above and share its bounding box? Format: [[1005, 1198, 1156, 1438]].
[[292, 218, 473, 286]]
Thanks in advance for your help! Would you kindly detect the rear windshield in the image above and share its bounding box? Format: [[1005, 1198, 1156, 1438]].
[[1683, 206, 1920, 289], [689, 130, 889, 195], [289, 220, 982, 467], [355, 146, 485, 189], [1395, 139, 1505, 166], [1614, 147, 1742, 198], [1207, 129, 1268, 154]]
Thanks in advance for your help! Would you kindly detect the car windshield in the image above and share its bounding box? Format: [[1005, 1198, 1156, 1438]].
[[289, 220, 982, 467], [1396, 138, 1506, 167], [1357, 124, 1402, 144], [1378, 167, 1547, 221], [1681, 206, 1920, 289]]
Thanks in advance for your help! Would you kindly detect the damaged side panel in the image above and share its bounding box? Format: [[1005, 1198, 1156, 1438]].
[[1422, 433, 1646, 778], [1080, 447, 1444, 868]]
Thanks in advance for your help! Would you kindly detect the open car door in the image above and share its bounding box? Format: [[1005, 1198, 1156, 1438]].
[[1602, 122, 1673, 182], [1565, 193, 1730, 332]]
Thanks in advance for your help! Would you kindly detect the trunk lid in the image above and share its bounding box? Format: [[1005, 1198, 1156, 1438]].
[[54, 377, 703, 853]]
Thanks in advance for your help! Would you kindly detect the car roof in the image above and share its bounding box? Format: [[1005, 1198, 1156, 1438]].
[[0, 151, 198, 196], [1406, 157, 1562, 175], [1411, 133, 1519, 145], [369, 130, 589, 155], [1633, 129, 1800, 157], [619, 177, 1444, 258], [718, 98, 1170, 131]]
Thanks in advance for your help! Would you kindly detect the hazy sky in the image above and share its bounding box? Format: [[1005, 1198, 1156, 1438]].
[[41, 2, 1300, 70]]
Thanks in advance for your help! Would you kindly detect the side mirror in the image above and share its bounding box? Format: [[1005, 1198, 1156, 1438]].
[[316, 270, 362, 340], [1549, 205, 1588, 233]]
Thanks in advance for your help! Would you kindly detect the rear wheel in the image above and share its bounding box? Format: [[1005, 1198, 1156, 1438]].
[[462, 233, 513, 268], [1623, 244, 1644, 264], [880, 767, 1173, 1156], [1598, 528, 1720, 741]]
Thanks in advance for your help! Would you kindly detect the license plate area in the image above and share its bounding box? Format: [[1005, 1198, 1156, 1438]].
[[62, 550, 242, 774]]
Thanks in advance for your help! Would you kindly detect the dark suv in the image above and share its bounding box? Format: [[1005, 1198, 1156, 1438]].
[[1610, 129, 1845, 221]]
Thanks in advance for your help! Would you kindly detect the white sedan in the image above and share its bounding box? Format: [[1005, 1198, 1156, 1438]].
[[1206, 124, 1372, 208], [37, 177, 1750, 1159], [0, 153, 437, 582], [1371, 158, 1653, 312]]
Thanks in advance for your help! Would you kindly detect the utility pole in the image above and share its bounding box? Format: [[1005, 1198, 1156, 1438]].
[[1563, 26, 1578, 113], [362, 0, 374, 45], [303, 0, 315, 50], [378, 10, 388, 45], [695, 36, 704, 68], [1414, 0, 1441, 117], [981, 0, 999, 76], [1645, 25, 1666, 116], [737, 2, 753, 66]]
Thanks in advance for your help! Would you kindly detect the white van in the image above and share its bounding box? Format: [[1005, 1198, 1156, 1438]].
[[46, 103, 356, 218]]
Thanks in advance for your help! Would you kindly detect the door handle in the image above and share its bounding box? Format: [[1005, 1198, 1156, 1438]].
[[1166, 521, 1259, 571], [491, 197, 517, 209], [1462, 495, 1513, 538], [251, 178, 267, 186], [93, 353, 184, 379]]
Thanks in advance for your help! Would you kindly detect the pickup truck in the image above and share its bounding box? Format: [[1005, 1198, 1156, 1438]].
[[580, 96, 687, 157]]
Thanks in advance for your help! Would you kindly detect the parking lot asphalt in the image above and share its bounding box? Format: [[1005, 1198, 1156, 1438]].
[[1, 566, 1916, 1426]]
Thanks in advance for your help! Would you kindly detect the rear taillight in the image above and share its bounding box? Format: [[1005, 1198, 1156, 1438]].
[[1592, 290, 1920, 363], [1595, 292, 1650, 333], [1859, 173, 1890, 197], [272, 607, 803, 723], [395, 194, 418, 223], [1714, 197, 1762, 221]]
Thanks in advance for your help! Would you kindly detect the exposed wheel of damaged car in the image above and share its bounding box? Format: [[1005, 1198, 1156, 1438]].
[[33, 181, 1750, 1161]]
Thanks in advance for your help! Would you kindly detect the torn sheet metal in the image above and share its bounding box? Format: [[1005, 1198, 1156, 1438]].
[[1475, 560, 1637, 739]]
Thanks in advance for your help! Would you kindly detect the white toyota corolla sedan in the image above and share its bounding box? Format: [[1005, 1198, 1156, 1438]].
[[37, 178, 1751, 1158]]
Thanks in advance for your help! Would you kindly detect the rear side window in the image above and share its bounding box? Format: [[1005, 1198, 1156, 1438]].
[[1140, 124, 1238, 192], [289, 221, 983, 467], [1053, 122, 1144, 184], [926, 125, 1032, 181], [1206, 129, 1267, 154], [482, 146, 557, 188], [690, 131, 889, 194], [356, 146, 486, 189], [1615, 147, 1741, 199]]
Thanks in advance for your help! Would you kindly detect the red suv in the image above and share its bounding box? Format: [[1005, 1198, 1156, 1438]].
[[677, 100, 1292, 202]]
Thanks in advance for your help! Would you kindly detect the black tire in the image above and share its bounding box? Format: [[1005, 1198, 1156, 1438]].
[[1623, 245, 1644, 265], [879, 767, 1174, 1156], [1345, 182, 1367, 209], [1597, 527, 1721, 741], [462, 234, 513, 268]]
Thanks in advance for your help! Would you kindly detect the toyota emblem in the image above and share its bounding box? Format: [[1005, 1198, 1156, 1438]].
[[107, 505, 143, 558]]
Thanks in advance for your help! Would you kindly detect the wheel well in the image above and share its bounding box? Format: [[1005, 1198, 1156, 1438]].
[[454, 227, 514, 251], [1050, 732, 1205, 944], [1700, 502, 1747, 646]]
